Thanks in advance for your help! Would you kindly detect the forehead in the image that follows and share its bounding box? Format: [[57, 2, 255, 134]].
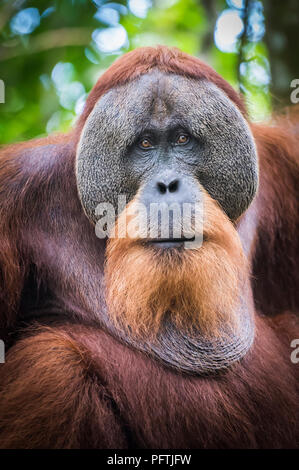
[[95, 70, 240, 131], [128, 71, 188, 117]]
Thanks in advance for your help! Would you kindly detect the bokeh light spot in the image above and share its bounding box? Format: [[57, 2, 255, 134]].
[[51, 62, 75, 89], [226, 0, 245, 10], [10, 8, 40, 35], [240, 59, 270, 86], [128, 0, 152, 19], [92, 25, 128, 53], [94, 6, 120, 26], [247, 1, 265, 42], [59, 82, 86, 110], [215, 9, 244, 53]]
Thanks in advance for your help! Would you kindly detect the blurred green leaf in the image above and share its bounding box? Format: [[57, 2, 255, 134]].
[[0, 0, 279, 144]]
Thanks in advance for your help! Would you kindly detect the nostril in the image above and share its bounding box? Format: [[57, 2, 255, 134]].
[[168, 179, 179, 193], [157, 182, 167, 194]]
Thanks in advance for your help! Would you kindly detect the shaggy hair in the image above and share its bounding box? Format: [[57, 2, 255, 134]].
[[105, 191, 247, 339]]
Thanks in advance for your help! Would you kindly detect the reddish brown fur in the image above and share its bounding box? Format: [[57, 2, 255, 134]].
[[250, 112, 299, 315], [0, 325, 127, 449], [0, 316, 297, 449], [0, 133, 75, 331], [0, 46, 298, 448], [105, 191, 247, 338]]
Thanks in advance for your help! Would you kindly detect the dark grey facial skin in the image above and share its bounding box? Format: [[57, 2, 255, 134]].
[[76, 70, 258, 224]]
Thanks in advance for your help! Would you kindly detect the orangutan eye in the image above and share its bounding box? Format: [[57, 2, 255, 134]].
[[176, 134, 190, 145], [139, 138, 153, 149]]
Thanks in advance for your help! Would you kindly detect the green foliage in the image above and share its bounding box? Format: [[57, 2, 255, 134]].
[[0, 0, 272, 145]]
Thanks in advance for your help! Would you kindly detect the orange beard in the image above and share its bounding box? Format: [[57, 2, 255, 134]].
[[104, 191, 248, 340]]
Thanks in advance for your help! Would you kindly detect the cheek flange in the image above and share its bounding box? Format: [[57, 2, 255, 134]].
[[180, 83, 259, 220], [76, 87, 145, 224]]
